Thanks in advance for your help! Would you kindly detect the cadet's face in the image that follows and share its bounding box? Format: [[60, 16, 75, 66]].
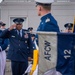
[[36, 5, 41, 16], [29, 30, 33, 33], [64, 28, 73, 33], [1, 26, 6, 29], [16, 24, 23, 30], [68, 29, 73, 33]]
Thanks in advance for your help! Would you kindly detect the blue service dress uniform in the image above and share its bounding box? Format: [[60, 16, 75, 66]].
[[36, 13, 60, 44], [0, 30, 8, 75], [37, 13, 60, 32], [0, 30, 8, 51], [0, 29, 34, 75]]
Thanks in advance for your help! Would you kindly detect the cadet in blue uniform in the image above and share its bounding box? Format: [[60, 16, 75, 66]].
[[0, 22, 8, 75], [28, 27, 33, 34], [31, 34, 36, 58], [64, 23, 75, 75], [1, 23, 6, 30], [35, 0, 60, 32], [35, 0, 60, 44], [0, 18, 33, 75], [64, 23, 73, 33]]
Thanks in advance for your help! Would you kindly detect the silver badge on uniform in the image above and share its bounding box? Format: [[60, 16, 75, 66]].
[[25, 41, 27, 43], [24, 33, 28, 38], [11, 35, 15, 38], [45, 18, 50, 23]]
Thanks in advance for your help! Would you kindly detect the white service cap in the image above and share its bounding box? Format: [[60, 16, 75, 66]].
[[35, 0, 54, 4]]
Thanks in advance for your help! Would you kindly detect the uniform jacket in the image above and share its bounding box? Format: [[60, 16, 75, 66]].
[[37, 13, 60, 32], [36, 13, 60, 44], [0, 29, 33, 62], [0, 30, 8, 51]]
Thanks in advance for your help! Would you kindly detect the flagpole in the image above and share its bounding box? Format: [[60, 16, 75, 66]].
[[30, 50, 39, 75], [72, 16, 75, 32]]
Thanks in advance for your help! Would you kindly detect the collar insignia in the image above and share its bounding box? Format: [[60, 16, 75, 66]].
[[45, 18, 50, 23]]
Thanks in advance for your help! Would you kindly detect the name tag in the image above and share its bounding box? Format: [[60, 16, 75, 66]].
[[11, 35, 15, 38]]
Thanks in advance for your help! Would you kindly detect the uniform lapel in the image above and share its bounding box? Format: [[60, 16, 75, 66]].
[[22, 29, 24, 38]]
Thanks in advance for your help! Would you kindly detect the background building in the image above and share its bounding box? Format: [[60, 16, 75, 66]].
[[0, 0, 75, 31], [0, 0, 75, 75]]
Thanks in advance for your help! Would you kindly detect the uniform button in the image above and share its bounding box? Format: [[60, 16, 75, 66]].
[[27, 47, 29, 49], [74, 45, 75, 49], [25, 41, 27, 43], [19, 49, 20, 50], [19, 44, 20, 46]]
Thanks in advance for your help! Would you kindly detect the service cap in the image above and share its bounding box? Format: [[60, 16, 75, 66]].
[[31, 34, 35, 37], [28, 27, 33, 31], [64, 23, 73, 30], [1, 23, 6, 26], [35, 0, 54, 4], [13, 18, 24, 25]]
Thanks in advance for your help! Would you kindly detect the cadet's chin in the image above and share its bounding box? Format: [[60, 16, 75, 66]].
[[38, 13, 41, 16]]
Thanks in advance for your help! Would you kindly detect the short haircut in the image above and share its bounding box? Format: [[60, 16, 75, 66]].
[[41, 4, 51, 11]]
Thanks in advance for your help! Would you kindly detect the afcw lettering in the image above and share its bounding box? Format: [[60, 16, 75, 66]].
[[44, 40, 51, 61]]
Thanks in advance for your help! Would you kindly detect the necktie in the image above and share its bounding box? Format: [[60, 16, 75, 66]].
[[18, 30, 21, 37]]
